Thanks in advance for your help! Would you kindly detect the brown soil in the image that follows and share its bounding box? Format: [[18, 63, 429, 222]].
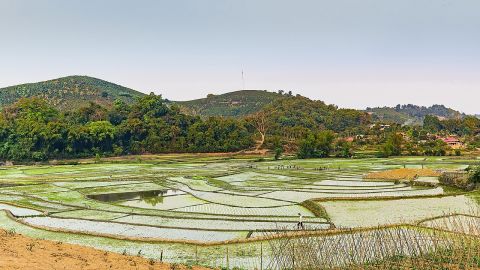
[[0, 229, 210, 270]]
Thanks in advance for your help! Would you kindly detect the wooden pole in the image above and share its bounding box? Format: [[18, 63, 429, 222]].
[[195, 246, 198, 264], [260, 242, 263, 270], [226, 246, 230, 270], [292, 243, 295, 269]]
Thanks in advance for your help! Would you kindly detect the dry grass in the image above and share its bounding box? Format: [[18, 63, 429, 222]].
[[364, 168, 441, 181], [265, 214, 480, 270]]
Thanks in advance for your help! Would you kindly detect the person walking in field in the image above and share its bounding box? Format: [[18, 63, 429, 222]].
[[297, 213, 305, 230]]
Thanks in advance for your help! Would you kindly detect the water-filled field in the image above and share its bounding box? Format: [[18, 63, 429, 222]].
[[0, 154, 479, 268]]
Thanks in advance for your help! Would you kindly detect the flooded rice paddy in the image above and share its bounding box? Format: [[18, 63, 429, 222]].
[[0, 155, 479, 268], [87, 189, 185, 202], [322, 195, 476, 228]]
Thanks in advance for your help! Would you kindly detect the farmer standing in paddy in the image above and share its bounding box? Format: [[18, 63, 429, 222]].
[[297, 213, 305, 230]]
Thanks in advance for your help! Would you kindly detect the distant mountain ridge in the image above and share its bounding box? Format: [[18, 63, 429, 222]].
[[366, 104, 465, 126], [0, 76, 145, 110], [176, 90, 285, 117], [0, 76, 472, 125]]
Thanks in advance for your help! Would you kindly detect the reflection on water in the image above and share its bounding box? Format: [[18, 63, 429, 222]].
[[0, 183, 20, 188], [87, 189, 184, 206], [141, 194, 164, 206]]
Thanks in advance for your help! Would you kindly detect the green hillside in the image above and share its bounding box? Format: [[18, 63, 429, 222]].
[[366, 104, 465, 125], [177, 90, 285, 117], [0, 76, 145, 110]]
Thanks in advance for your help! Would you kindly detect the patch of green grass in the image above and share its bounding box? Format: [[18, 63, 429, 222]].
[[206, 178, 236, 190], [299, 200, 330, 220]]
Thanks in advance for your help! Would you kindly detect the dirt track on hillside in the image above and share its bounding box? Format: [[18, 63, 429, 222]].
[[0, 229, 210, 270]]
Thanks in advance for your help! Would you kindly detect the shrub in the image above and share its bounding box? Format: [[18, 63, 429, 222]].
[[274, 147, 282, 160], [94, 153, 101, 163], [440, 170, 474, 190], [468, 166, 480, 183]]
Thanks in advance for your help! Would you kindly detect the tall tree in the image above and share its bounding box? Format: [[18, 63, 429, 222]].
[[380, 133, 404, 157], [247, 111, 270, 150], [297, 131, 335, 159]]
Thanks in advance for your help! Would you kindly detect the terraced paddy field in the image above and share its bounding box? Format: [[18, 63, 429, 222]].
[[0, 154, 479, 269]]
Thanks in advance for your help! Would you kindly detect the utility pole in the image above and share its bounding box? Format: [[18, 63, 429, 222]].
[[242, 69, 246, 90]]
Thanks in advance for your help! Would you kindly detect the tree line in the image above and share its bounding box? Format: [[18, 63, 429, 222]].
[[0, 95, 253, 161], [0, 94, 478, 161]]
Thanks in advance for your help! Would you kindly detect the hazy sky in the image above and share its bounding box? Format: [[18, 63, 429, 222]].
[[1, 0, 479, 114]]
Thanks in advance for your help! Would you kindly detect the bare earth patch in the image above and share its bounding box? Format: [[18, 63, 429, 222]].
[[364, 168, 441, 181], [0, 229, 210, 270]]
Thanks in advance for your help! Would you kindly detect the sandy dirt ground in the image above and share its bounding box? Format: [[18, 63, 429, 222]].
[[0, 229, 210, 270]]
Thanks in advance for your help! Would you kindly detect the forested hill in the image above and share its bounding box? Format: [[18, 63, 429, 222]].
[[366, 104, 465, 126], [252, 95, 370, 142], [176, 90, 285, 117], [0, 76, 145, 110]]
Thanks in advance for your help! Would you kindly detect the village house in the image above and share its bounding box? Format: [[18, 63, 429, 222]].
[[399, 132, 411, 142], [369, 124, 391, 130], [440, 136, 464, 149]]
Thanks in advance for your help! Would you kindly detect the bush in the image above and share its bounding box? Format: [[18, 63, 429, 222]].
[[440, 171, 472, 190], [31, 151, 47, 161], [468, 166, 480, 183], [94, 153, 101, 163]]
